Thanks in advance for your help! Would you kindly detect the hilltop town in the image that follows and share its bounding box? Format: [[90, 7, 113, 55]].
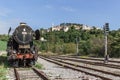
[[42, 23, 101, 33]]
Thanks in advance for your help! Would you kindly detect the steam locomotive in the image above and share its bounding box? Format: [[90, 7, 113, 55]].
[[7, 23, 40, 67]]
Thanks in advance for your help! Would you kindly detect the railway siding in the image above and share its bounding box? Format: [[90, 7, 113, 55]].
[[54, 57, 120, 74], [38, 56, 103, 80], [39, 56, 120, 80]]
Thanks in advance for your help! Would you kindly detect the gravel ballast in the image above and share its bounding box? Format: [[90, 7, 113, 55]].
[[37, 57, 102, 80]]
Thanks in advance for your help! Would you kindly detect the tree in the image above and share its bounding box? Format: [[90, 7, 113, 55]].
[[110, 30, 120, 57]]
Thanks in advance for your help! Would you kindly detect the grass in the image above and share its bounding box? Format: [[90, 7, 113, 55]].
[[34, 62, 43, 69], [79, 56, 89, 58], [0, 68, 7, 80], [0, 40, 7, 51], [0, 54, 8, 80]]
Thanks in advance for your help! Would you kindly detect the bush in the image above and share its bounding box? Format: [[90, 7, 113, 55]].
[[63, 43, 76, 54]]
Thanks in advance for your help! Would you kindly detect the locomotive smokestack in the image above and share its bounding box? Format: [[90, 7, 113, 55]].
[[20, 22, 26, 26]]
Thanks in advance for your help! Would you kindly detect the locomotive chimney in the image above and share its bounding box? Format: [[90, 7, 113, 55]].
[[20, 22, 26, 26]]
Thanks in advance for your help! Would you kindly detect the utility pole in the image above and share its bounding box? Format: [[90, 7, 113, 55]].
[[104, 23, 109, 63], [76, 37, 79, 56]]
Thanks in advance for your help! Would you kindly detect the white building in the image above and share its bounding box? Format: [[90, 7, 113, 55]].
[[63, 27, 69, 32], [82, 25, 93, 30]]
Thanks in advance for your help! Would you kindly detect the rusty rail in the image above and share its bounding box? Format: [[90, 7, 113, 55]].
[[50, 57, 120, 77], [32, 67, 49, 80], [53, 56, 120, 69], [67, 56, 120, 63], [14, 68, 20, 80]]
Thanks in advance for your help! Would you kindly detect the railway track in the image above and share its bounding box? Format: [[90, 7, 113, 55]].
[[51, 56, 120, 69], [14, 67, 49, 80], [66, 56, 120, 63], [39, 56, 120, 80]]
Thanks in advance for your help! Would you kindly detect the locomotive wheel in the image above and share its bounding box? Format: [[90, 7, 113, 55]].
[[13, 60, 19, 67], [30, 60, 35, 65], [27, 60, 35, 66], [23, 60, 26, 67]]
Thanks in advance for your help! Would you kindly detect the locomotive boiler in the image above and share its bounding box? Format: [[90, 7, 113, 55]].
[[7, 22, 40, 67]]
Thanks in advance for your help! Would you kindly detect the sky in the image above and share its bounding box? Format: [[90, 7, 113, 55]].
[[0, 0, 120, 34]]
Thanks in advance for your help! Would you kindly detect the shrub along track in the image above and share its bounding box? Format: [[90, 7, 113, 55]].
[[39, 55, 120, 80], [14, 67, 49, 80]]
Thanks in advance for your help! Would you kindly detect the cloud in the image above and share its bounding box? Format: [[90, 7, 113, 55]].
[[61, 6, 76, 12], [0, 19, 20, 34], [44, 5, 53, 9], [0, 7, 13, 34], [0, 7, 12, 17], [0, 18, 37, 34], [0, 21, 10, 34], [43, 5, 76, 12]]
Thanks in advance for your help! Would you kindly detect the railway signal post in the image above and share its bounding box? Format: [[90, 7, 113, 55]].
[[103, 23, 109, 63], [76, 37, 80, 56]]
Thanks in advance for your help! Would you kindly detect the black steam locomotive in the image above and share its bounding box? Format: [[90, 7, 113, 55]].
[[7, 23, 40, 67]]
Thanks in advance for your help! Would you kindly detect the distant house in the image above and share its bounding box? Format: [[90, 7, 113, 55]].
[[47, 28, 51, 32], [43, 23, 100, 33], [82, 25, 93, 30], [74, 25, 82, 30], [51, 25, 63, 31], [63, 26, 69, 32], [40, 37, 47, 41]]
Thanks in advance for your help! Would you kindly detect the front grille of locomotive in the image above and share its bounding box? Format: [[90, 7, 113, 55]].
[[18, 48, 31, 54]]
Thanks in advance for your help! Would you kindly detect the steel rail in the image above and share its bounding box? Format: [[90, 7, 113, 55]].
[[39, 56, 112, 80], [14, 68, 20, 80], [67, 56, 120, 63], [32, 67, 49, 80], [53, 56, 120, 69]]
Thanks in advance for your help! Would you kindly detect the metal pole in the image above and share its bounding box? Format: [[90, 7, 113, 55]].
[[104, 25, 109, 63], [76, 37, 79, 55]]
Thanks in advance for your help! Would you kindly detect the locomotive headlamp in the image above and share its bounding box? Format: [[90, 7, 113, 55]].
[[32, 51, 35, 54], [13, 50, 16, 54]]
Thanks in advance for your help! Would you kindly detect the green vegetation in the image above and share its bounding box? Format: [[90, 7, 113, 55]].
[[0, 26, 120, 57], [38, 25, 120, 58], [79, 56, 89, 58], [0, 35, 8, 51], [0, 54, 8, 80], [35, 62, 43, 69], [0, 41, 7, 51], [0, 35, 8, 42], [0, 68, 7, 80]]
